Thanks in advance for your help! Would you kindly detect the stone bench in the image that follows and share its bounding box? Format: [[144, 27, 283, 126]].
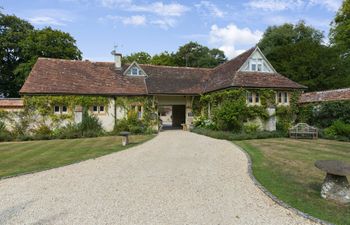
[[315, 160, 350, 204]]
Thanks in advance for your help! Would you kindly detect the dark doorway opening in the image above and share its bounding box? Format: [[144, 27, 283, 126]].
[[159, 105, 185, 129]]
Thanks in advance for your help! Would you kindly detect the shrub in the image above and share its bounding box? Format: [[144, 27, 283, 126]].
[[79, 108, 103, 137], [324, 120, 350, 138], [53, 123, 82, 139], [193, 116, 216, 129], [192, 127, 285, 141], [243, 123, 260, 134], [113, 111, 147, 134]]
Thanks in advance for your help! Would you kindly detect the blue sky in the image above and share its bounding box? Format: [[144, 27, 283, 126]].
[[2, 0, 343, 61]]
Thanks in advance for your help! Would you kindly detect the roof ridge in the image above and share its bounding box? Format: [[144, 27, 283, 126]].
[[213, 46, 256, 70], [305, 88, 350, 94], [139, 63, 213, 70]]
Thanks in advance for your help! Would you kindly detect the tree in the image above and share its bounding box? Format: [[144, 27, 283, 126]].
[[259, 21, 345, 91], [0, 13, 33, 97], [330, 0, 350, 55], [150, 51, 176, 66], [174, 41, 226, 68], [14, 27, 82, 90], [0, 12, 82, 97], [123, 52, 151, 64]]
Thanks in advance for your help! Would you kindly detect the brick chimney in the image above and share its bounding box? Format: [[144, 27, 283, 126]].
[[111, 50, 122, 70]]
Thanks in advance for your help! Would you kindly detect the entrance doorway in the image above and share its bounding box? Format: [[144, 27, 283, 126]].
[[159, 105, 186, 129]]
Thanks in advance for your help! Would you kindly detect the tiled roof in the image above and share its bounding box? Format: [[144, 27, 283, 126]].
[[144, 65, 211, 94], [20, 59, 147, 95], [0, 99, 24, 108], [299, 88, 350, 104], [20, 47, 306, 96]]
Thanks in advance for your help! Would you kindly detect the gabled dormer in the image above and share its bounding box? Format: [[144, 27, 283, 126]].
[[239, 46, 276, 73], [123, 61, 147, 76]]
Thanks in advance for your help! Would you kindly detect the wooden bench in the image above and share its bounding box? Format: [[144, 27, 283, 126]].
[[289, 123, 318, 139]]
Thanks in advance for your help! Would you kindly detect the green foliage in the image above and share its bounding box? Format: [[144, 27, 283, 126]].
[[276, 106, 293, 133], [324, 120, 350, 138], [174, 41, 226, 68], [0, 12, 82, 97], [113, 111, 145, 134], [198, 89, 270, 132], [192, 127, 284, 141], [79, 108, 103, 137], [259, 21, 347, 91], [330, 0, 350, 55], [150, 51, 176, 66], [299, 100, 350, 128], [123, 51, 152, 64], [123, 42, 227, 68], [243, 123, 260, 134], [0, 13, 33, 97]]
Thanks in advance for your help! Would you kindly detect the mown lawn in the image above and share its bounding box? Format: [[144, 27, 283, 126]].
[[235, 138, 350, 225], [0, 135, 153, 179]]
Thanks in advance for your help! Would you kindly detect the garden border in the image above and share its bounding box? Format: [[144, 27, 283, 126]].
[[233, 143, 333, 225]]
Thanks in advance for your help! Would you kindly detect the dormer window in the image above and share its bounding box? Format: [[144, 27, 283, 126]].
[[240, 47, 276, 73], [131, 67, 139, 75], [124, 62, 147, 76]]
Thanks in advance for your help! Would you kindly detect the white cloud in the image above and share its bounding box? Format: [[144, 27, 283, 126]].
[[246, 0, 303, 11], [308, 0, 342, 12], [122, 15, 146, 25], [195, 1, 225, 18], [209, 24, 263, 58], [100, 15, 146, 26], [25, 9, 74, 26], [246, 0, 342, 12], [28, 16, 66, 26], [150, 18, 176, 29], [129, 2, 189, 17], [99, 0, 189, 17]]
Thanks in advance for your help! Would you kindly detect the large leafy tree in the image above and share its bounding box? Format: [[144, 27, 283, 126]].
[[259, 21, 345, 91], [0, 13, 82, 97], [14, 27, 82, 90], [150, 51, 176, 66], [330, 0, 350, 55], [0, 13, 33, 97], [174, 41, 226, 68], [124, 42, 226, 68], [123, 52, 151, 64]]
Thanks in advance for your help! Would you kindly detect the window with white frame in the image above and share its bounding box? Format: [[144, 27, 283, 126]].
[[247, 92, 253, 103], [54, 105, 68, 114], [277, 92, 289, 104], [247, 92, 260, 105], [92, 105, 105, 114], [250, 59, 263, 72]]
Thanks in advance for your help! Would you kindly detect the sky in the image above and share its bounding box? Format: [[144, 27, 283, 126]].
[[2, 0, 343, 61]]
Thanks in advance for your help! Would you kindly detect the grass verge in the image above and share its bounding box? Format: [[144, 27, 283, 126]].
[[0, 135, 153, 179], [235, 138, 350, 225]]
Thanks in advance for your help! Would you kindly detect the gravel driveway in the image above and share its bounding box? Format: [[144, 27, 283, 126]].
[[0, 131, 317, 225]]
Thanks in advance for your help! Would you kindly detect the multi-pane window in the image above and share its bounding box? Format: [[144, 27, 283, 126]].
[[131, 67, 139, 75], [92, 105, 105, 114], [247, 92, 260, 105], [277, 92, 289, 104], [54, 105, 68, 114], [247, 92, 253, 103], [284, 92, 288, 103], [255, 93, 260, 103]]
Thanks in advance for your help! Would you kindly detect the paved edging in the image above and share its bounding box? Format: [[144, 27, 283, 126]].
[[232, 142, 333, 225]]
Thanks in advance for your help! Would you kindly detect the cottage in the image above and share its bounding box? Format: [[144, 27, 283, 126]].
[[3, 46, 305, 132]]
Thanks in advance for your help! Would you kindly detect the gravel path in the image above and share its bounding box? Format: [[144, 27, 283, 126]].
[[0, 131, 317, 225]]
